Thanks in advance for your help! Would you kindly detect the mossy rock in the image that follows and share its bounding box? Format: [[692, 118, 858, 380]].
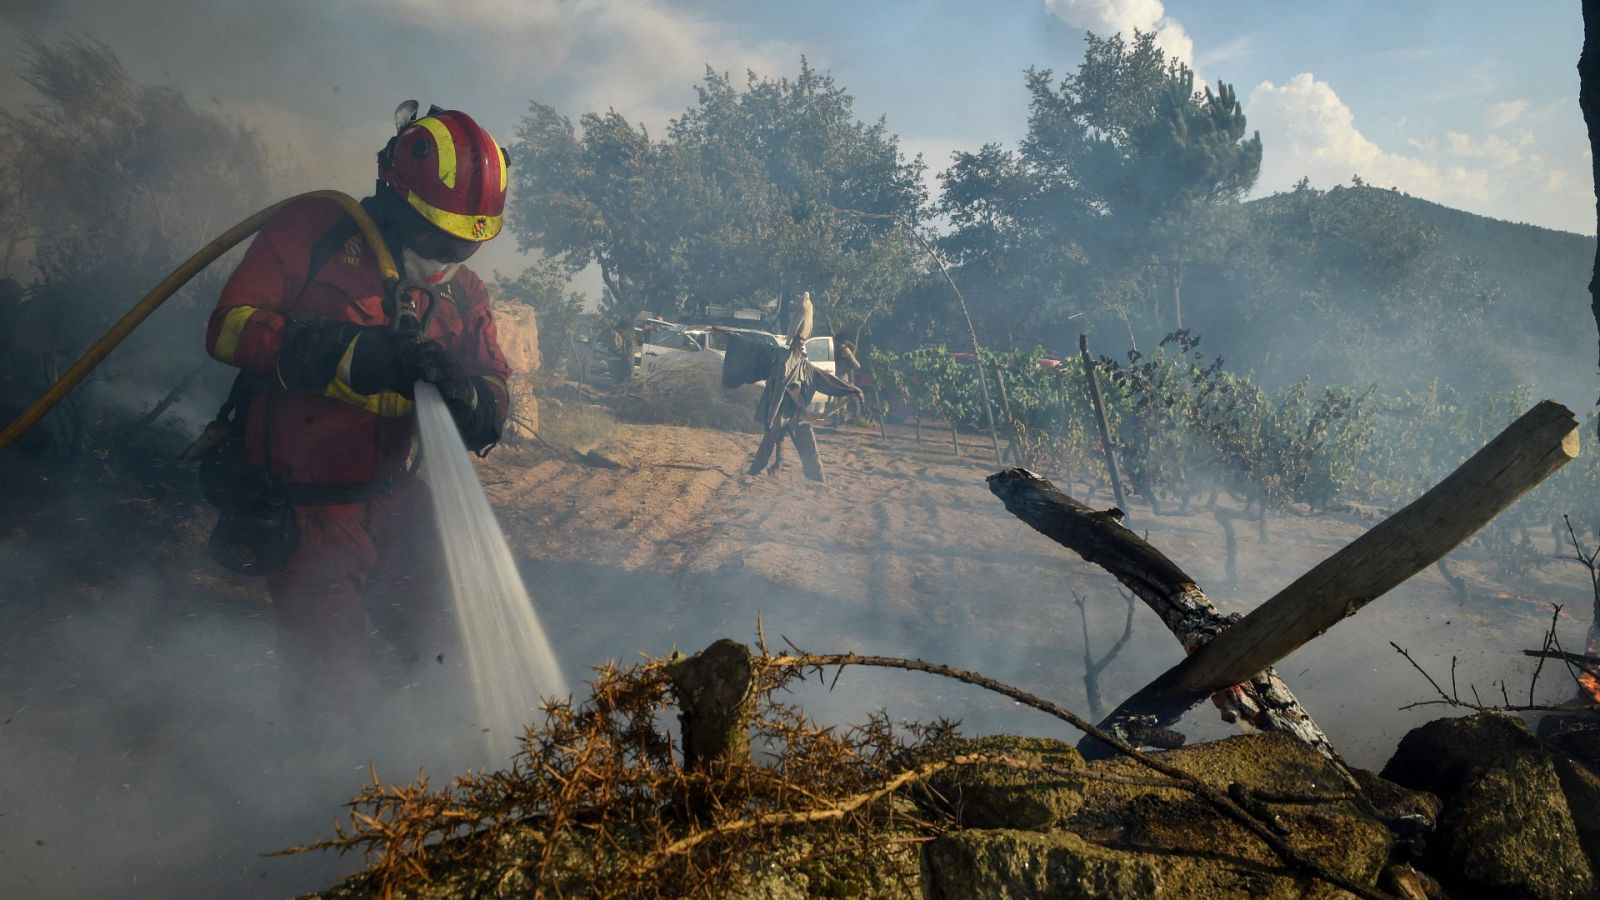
[[920, 829, 1163, 899], [1381, 713, 1598, 899], [920, 735, 1084, 830], [1063, 733, 1397, 897], [727, 819, 923, 900]]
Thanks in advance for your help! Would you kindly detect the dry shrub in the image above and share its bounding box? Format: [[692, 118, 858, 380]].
[[611, 359, 762, 433], [535, 401, 621, 453], [287, 651, 961, 899], [287, 645, 1380, 900]]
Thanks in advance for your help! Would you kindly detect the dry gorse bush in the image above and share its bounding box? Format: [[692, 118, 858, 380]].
[[284, 650, 965, 899]]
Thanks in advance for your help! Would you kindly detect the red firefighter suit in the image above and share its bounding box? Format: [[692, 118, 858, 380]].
[[206, 194, 511, 714]]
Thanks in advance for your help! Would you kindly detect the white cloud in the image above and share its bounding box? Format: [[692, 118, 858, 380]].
[[1246, 73, 1493, 206], [1486, 98, 1529, 129], [1195, 34, 1256, 70], [1445, 131, 1522, 168], [1246, 73, 1594, 233], [1044, 0, 1193, 66]]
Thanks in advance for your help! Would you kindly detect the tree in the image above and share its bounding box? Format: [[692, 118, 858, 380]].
[[0, 36, 275, 351], [508, 59, 928, 336], [1199, 179, 1503, 392], [939, 30, 1260, 344], [0, 36, 277, 452]]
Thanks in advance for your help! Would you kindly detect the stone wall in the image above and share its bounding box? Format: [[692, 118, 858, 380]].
[[493, 300, 540, 437]]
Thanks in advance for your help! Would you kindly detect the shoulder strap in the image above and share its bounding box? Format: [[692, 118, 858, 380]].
[[213, 214, 362, 424], [296, 215, 362, 310]]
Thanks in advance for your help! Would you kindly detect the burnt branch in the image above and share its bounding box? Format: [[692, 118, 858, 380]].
[[984, 468, 1347, 769], [1073, 588, 1137, 720]]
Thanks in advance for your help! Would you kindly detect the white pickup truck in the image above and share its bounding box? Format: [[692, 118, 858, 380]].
[[639, 322, 836, 412]]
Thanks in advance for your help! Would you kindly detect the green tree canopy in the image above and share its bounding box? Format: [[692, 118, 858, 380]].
[[939, 30, 1260, 346], [508, 59, 928, 336]]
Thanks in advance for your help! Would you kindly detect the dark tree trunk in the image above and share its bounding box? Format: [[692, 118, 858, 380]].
[[667, 638, 755, 771], [1583, 0, 1600, 401]]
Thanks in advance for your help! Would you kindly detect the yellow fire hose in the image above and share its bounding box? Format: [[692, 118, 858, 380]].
[[0, 190, 398, 454]]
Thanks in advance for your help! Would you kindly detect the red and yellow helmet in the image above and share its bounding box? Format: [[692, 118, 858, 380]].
[[379, 107, 507, 242]]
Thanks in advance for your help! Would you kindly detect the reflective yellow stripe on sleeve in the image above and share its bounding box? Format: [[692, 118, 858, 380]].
[[324, 336, 414, 417], [211, 306, 258, 365]]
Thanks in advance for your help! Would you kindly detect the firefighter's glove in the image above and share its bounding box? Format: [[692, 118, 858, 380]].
[[402, 341, 501, 452], [402, 340, 472, 404], [278, 320, 410, 396]]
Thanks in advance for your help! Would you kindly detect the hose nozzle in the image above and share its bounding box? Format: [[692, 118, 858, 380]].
[[386, 278, 437, 339]]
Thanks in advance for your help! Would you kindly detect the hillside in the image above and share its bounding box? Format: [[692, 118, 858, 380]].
[[1211, 185, 1598, 402], [1389, 189, 1596, 340]]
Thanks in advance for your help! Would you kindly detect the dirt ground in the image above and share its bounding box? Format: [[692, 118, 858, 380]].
[[484, 411, 1599, 770], [1, 409, 1594, 898]]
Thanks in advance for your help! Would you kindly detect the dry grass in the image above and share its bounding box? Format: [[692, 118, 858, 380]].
[[535, 400, 622, 453], [611, 359, 762, 433]]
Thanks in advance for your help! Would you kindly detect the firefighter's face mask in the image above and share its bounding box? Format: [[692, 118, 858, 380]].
[[402, 247, 461, 286], [395, 205, 480, 285]]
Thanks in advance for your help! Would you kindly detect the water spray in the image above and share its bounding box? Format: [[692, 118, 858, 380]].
[[414, 382, 568, 761]]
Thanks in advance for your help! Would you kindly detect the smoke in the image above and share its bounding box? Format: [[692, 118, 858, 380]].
[[1, 10, 1597, 898]]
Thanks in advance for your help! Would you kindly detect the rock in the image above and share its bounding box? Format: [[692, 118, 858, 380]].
[[921, 735, 1084, 830], [493, 301, 540, 437], [920, 829, 1163, 899], [1381, 712, 1598, 899], [922, 733, 1404, 898], [727, 814, 922, 900], [1064, 733, 1398, 897], [1541, 713, 1600, 776], [1552, 755, 1600, 889]]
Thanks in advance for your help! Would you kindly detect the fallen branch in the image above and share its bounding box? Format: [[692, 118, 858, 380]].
[[1079, 401, 1578, 751], [1393, 606, 1600, 713], [121, 361, 206, 437], [1521, 648, 1600, 676], [984, 469, 1345, 768], [1391, 642, 1599, 713]]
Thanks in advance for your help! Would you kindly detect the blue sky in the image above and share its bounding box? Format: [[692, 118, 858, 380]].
[[2, 0, 1592, 285]]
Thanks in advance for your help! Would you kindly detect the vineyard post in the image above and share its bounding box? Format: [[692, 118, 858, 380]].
[[830, 205, 1003, 465], [900, 216, 1002, 465], [993, 363, 1023, 466], [1080, 334, 1129, 515], [1055, 371, 1069, 438]]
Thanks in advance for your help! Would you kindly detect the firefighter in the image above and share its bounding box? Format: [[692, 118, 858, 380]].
[[204, 104, 512, 720]]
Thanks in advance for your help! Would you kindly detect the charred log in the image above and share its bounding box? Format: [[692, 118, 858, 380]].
[[985, 468, 1345, 767]]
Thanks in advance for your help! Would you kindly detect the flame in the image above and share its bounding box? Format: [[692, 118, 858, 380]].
[[1581, 637, 1600, 705]]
